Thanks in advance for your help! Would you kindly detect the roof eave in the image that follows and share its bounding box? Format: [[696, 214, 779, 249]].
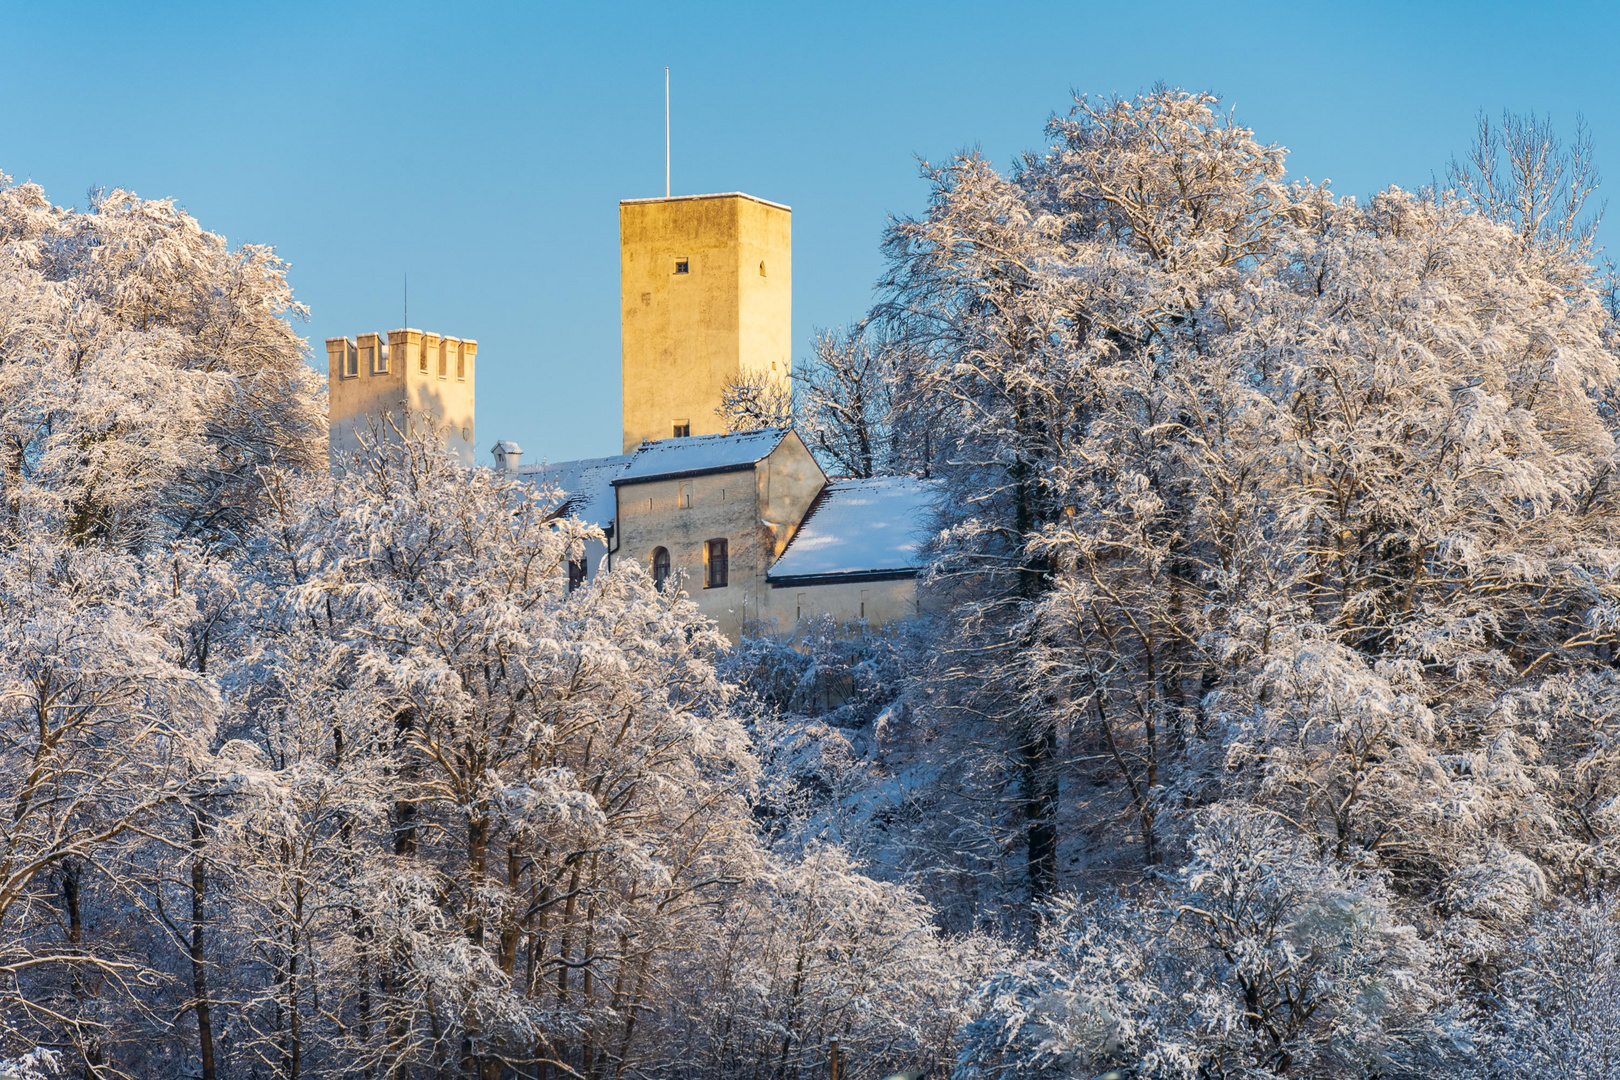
[[619, 191, 791, 212], [767, 568, 921, 587], [611, 461, 762, 487]]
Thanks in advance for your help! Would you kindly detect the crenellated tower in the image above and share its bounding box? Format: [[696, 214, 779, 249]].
[[326, 329, 478, 466]]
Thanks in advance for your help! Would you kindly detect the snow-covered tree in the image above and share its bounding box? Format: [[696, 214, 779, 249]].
[[956, 807, 1471, 1079], [0, 537, 219, 1073], [1486, 898, 1620, 1078], [794, 323, 938, 478], [0, 174, 323, 548], [664, 845, 998, 1080], [717, 369, 793, 433], [220, 428, 768, 1077], [869, 88, 1291, 905]]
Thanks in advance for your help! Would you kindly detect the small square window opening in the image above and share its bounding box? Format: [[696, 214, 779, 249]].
[[673, 420, 690, 438], [674, 258, 689, 275]]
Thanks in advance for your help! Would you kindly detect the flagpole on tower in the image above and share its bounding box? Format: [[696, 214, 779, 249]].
[[664, 66, 670, 198]]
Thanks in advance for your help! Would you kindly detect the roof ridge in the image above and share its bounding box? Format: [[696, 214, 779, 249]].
[[614, 428, 794, 485]]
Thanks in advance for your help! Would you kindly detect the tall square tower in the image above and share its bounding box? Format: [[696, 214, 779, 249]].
[[619, 193, 791, 452]]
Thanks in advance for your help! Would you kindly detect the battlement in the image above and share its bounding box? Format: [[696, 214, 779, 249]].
[[326, 329, 479, 384], [327, 328, 478, 466]]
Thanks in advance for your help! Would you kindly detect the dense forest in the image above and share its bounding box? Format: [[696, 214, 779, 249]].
[[1, 89, 1618, 1078]]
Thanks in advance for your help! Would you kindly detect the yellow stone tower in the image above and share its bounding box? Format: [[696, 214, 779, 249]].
[[619, 193, 792, 452], [326, 329, 477, 466]]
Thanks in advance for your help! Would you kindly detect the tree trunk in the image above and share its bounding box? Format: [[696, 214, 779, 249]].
[[1022, 721, 1059, 904], [189, 816, 218, 1080], [61, 858, 106, 1079]]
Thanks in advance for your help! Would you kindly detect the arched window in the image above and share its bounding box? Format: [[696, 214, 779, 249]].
[[651, 547, 670, 589]]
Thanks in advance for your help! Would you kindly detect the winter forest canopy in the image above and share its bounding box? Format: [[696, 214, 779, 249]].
[[2, 87, 1620, 1078]]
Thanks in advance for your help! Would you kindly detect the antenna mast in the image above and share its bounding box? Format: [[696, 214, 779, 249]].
[[664, 66, 670, 197], [404, 272, 408, 327]]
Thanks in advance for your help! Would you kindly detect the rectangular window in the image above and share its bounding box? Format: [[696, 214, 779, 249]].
[[674, 258, 689, 274], [704, 539, 728, 589], [673, 420, 690, 438], [860, 588, 870, 620], [342, 345, 358, 379], [567, 557, 587, 592], [796, 593, 806, 622], [678, 482, 692, 509]]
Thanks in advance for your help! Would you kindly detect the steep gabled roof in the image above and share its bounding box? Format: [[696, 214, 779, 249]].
[[612, 429, 792, 485], [519, 454, 630, 529], [768, 476, 941, 584]]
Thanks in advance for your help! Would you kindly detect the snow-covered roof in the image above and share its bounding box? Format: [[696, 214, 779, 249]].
[[613, 429, 791, 485], [769, 477, 941, 582], [519, 454, 630, 529]]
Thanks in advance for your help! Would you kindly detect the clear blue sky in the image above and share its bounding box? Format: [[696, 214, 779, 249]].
[[2, 0, 1615, 464]]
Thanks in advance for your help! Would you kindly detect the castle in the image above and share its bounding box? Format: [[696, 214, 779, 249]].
[[327, 192, 933, 640]]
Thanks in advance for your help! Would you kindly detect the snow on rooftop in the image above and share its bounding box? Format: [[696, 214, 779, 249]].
[[519, 454, 629, 528], [769, 476, 941, 581], [613, 429, 790, 485]]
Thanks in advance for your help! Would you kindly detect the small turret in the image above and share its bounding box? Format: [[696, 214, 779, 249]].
[[492, 440, 523, 474]]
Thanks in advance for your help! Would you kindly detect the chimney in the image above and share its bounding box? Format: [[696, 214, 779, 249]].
[[492, 440, 523, 474]]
